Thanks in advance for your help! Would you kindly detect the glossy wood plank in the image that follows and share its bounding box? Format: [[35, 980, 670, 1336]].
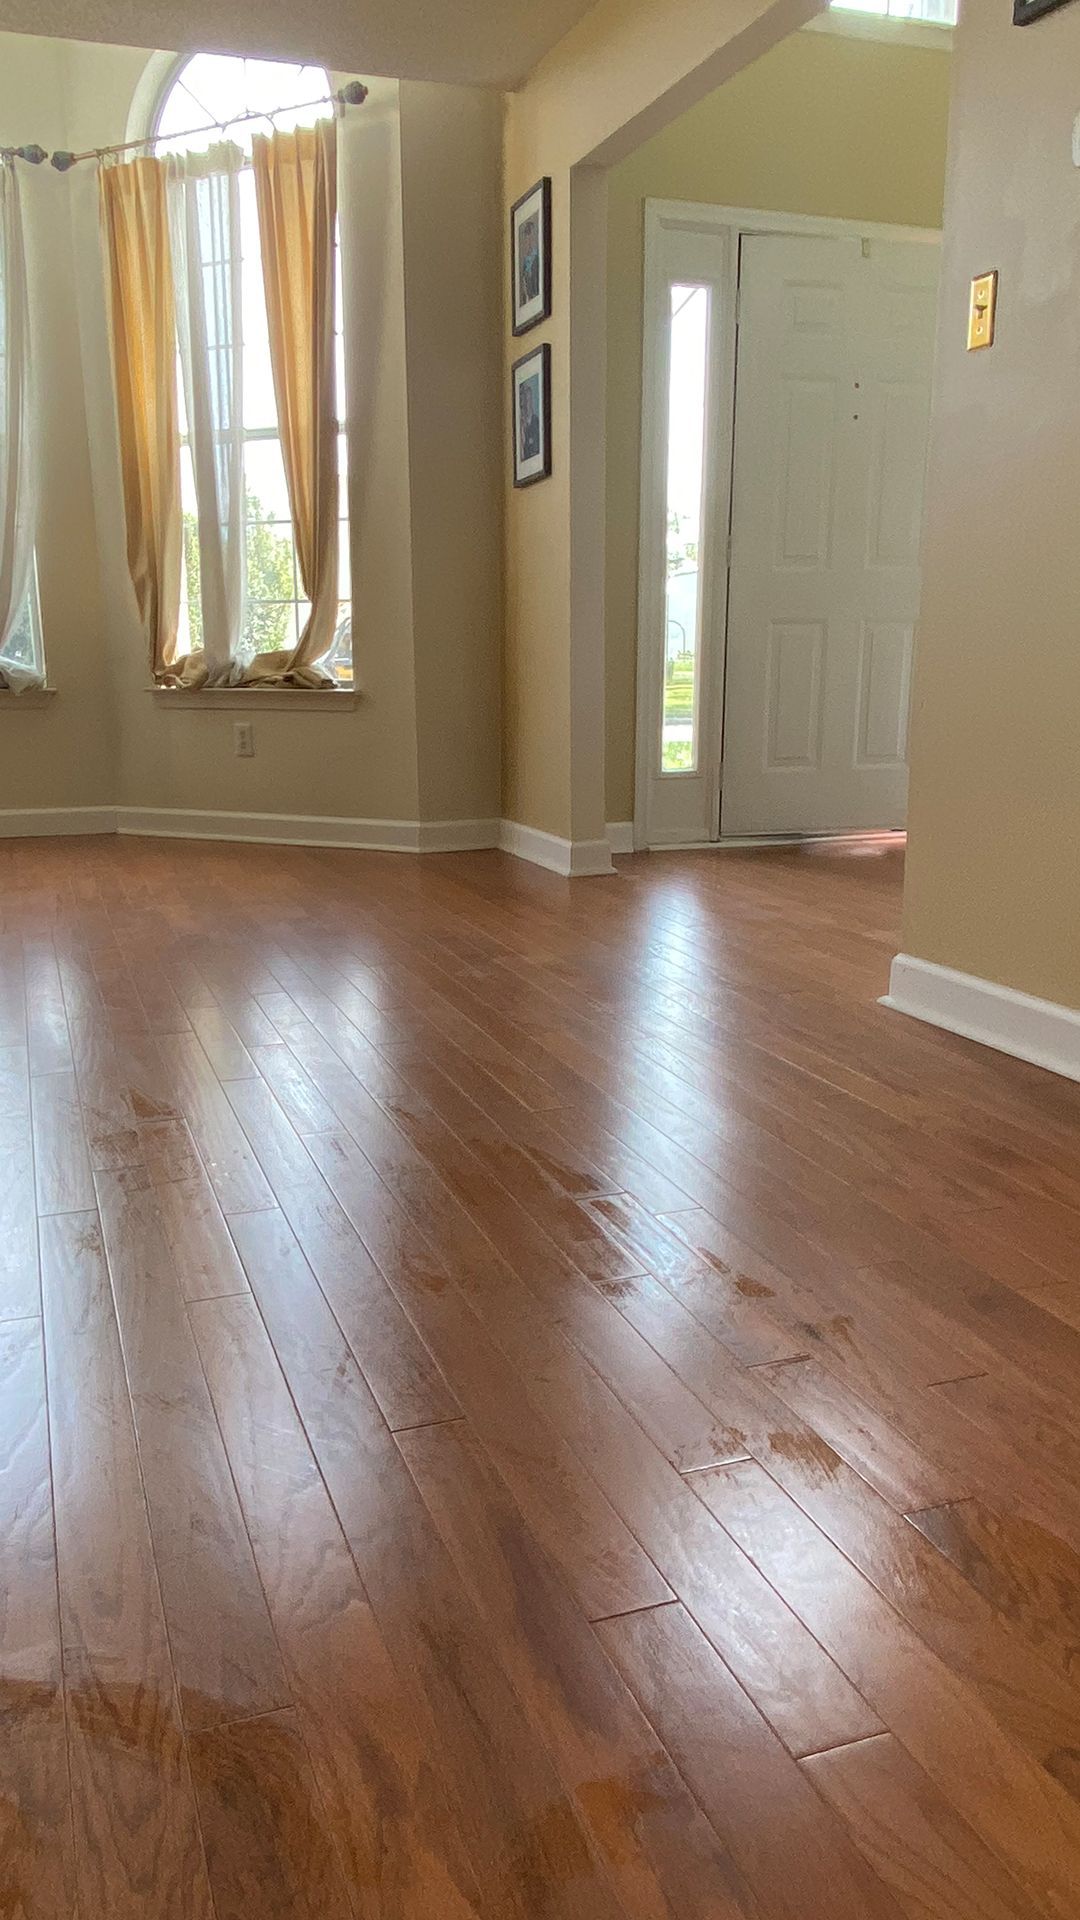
[[400, 1417, 752, 1920], [188, 1709, 355, 1920], [22, 941, 73, 1076], [190, 1291, 485, 1920], [94, 1166, 289, 1731], [226, 1209, 624, 1920], [662, 1206, 981, 1391], [0, 1121, 39, 1318], [803, 1732, 1048, 1920], [697, 1458, 1080, 1913], [908, 1497, 1080, 1689], [187, 1002, 259, 1082], [152, 1165, 251, 1301], [30, 1069, 94, 1214], [156, 1031, 275, 1215], [598, 1600, 905, 1920], [601, 1263, 1080, 1769], [297, 1074, 750, 1478], [0, 1318, 73, 1919], [40, 1210, 213, 1919], [754, 1355, 968, 1511], [231, 1202, 668, 1621]]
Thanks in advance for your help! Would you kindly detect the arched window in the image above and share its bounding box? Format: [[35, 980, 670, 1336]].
[[152, 53, 351, 682]]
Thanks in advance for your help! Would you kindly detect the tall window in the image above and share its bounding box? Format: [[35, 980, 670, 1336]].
[[154, 54, 351, 682], [830, 0, 957, 21]]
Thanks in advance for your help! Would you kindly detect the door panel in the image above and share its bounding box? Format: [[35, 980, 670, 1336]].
[[767, 622, 826, 769], [856, 621, 912, 767], [721, 232, 938, 837]]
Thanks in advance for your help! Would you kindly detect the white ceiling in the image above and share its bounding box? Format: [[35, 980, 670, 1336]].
[[0, 0, 600, 87]]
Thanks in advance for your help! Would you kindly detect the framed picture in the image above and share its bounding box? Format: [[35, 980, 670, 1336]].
[[1015, 0, 1074, 19], [510, 177, 551, 335], [511, 343, 551, 488]]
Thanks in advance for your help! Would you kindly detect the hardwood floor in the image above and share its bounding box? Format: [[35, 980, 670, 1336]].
[[4, 829, 1080, 1916]]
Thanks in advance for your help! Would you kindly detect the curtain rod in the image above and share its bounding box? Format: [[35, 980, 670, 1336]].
[[1, 79, 368, 172]]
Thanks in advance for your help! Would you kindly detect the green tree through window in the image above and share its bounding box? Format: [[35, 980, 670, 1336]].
[[183, 488, 297, 659]]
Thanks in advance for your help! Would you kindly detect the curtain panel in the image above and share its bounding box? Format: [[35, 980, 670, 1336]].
[[166, 143, 246, 686], [0, 157, 43, 692], [251, 120, 339, 687], [100, 154, 183, 684]]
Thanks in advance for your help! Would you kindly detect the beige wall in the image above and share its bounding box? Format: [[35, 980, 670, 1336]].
[[399, 82, 503, 825], [901, 0, 1080, 1007], [502, 0, 823, 843], [604, 25, 951, 822], [0, 34, 502, 831]]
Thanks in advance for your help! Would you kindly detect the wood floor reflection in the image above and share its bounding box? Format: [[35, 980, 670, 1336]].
[[3, 829, 1080, 1916]]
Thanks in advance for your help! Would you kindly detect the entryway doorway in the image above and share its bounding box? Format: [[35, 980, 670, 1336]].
[[634, 200, 940, 849]]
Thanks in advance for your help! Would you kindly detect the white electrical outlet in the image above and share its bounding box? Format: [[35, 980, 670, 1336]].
[[234, 721, 254, 757]]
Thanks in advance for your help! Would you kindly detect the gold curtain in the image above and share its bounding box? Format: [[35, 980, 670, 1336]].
[[251, 120, 339, 685], [99, 156, 182, 683]]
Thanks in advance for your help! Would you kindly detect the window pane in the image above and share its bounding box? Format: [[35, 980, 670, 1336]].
[[1, 588, 37, 670], [338, 519, 351, 600], [661, 284, 709, 776], [830, 0, 957, 19], [244, 512, 298, 657], [244, 437, 291, 522], [239, 173, 278, 432]]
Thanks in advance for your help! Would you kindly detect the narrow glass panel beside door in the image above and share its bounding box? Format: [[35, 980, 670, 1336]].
[[661, 285, 710, 775]]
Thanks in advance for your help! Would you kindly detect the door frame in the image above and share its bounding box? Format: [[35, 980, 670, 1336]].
[[633, 198, 941, 852]]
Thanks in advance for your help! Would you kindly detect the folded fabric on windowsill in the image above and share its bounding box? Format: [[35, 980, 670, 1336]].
[[0, 659, 46, 693], [156, 649, 336, 692]]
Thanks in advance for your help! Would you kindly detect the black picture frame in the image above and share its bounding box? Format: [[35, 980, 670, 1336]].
[[1014, 0, 1074, 22], [511, 342, 552, 488], [510, 177, 552, 336]]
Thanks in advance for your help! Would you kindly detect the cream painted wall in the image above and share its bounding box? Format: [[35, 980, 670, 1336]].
[[502, 0, 823, 844], [604, 26, 951, 823], [399, 82, 503, 825], [0, 33, 502, 831], [0, 36, 115, 810], [901, 0, 1080, 1008]]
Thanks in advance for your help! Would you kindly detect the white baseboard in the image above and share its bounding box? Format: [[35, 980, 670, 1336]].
[[417, 818, 500, 853], [0, 807, 117, 837], [111, 809, 500, 853], [0, 803, 613, 876], [883, 952, 1080, 1084], [114, 807, 424, 851], [606, 820, 635, 855], [499, 819, 614, 877]]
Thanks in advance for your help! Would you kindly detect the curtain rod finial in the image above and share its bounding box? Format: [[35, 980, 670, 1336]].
[[16, 144, 47, 165], [50, 150, 77, 172], [339, 80, 369, 105]]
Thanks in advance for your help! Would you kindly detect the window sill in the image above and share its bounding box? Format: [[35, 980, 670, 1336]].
[[805, 12, 953, 48], [148, 686, 360, 711], [0, 686, 57, 710]]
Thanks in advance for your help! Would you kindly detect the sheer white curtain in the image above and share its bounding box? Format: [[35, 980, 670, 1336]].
[[167, 144, 245, 684], [0, 157, 42, 693]]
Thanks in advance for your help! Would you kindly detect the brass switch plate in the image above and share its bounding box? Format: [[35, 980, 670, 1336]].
[[967, 270, 998, 350]]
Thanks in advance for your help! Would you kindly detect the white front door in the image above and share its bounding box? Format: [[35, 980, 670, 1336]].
[[721, 232, 938, 836]]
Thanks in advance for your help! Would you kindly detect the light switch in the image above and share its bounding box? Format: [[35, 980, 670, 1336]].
[[967, 271, 998, 351]]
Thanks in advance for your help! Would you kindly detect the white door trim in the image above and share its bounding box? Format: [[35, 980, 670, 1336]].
[[634, 198, 940, 853]]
